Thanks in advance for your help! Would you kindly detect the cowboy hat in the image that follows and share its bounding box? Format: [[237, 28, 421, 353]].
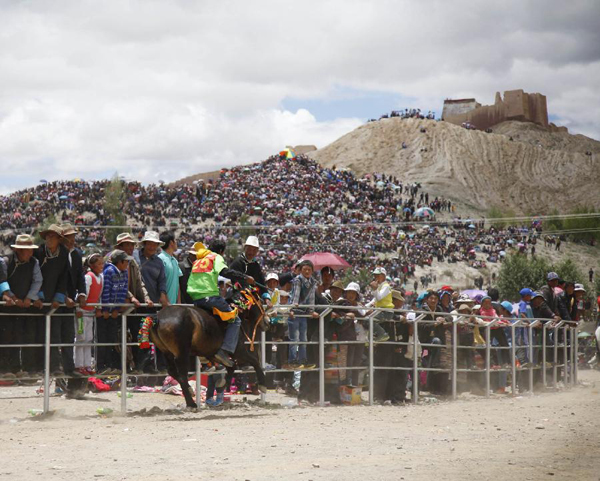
[[140, 230, 164, 245], [11, 234, 39, 250], [39, 224, 64, 239], [244, 236, 260, 248]]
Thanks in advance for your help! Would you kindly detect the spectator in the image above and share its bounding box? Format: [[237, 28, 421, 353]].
[[0, 235, 43, 378], [540, 272, 560, 317], [480, 295, 510, 368], [35, 224, 81, 377], [179, 246, 197, 305], [75, 253, 103, 375], [288, 259, 319, 369], [113, 232, 152, 373], [230, 236, 270, 303], [419, 290, 450, 394], [134, 231, 169, 308], [97, 250, 130, 375], [158, 231, 182, 305], [366, 267, 392, 342]]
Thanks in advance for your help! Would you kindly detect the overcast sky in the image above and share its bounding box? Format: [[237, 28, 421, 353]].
[[1, 0, 599, 193]]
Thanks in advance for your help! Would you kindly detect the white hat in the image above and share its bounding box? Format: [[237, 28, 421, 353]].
[[344, 282, 361, 294], [244, 236, 260, 248], [372, 267, 387, 276], [218, 276, 232, 285], [11, 234, 39, 250], [574, 283, 586, 292], [140, 230, 164, 245], [279, 290, 290, 297], [266, 273, 279, 282]]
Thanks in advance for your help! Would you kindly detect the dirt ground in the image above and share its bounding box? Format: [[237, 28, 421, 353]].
[[1, 370, 600, 481]]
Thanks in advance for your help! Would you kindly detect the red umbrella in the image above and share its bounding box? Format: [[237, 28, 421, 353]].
[[298, 252, 351, 271]]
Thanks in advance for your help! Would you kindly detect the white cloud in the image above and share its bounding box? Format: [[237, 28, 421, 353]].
[[0, 0, 598, 192]]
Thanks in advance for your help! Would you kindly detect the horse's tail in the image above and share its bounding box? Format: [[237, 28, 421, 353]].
[[138, 315, 158, 349]]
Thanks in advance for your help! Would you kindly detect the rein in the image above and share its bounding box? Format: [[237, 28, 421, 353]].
[[240, 289, 265, 352]]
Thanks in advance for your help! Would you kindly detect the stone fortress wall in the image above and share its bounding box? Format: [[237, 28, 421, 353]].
[[442, 89, 551, 131]]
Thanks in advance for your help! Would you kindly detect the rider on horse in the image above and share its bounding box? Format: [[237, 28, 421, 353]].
[[187, 240, 254, 367]]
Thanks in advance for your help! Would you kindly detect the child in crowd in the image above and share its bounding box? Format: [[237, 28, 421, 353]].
[[75, 253, 103, 375], [97, 250, 130, 375]]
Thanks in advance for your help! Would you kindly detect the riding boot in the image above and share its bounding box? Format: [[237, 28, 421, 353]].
[[221, 317, 241, 354]]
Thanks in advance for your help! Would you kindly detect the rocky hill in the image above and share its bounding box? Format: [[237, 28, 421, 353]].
[[309, 118, 600, 214]]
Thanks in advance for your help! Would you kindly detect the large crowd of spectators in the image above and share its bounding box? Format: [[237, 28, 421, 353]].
[[1, 154, 545, 286], [0, 153, 590, 405]]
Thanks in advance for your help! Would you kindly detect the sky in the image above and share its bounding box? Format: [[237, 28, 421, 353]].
[[1, 0, 599, 193]]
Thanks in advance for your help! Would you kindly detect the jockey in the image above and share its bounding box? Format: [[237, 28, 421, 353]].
[[187, 240, 253, 367]]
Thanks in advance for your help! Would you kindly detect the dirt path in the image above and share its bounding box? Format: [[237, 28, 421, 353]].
[[2, 370, 600, 481]]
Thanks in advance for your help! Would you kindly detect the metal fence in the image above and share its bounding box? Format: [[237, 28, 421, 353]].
[[0, 302, 579, 414]]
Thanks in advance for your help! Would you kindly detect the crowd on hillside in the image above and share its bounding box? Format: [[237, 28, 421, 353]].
[[368, 108, 437, 122], [1, 155, 546, 286]]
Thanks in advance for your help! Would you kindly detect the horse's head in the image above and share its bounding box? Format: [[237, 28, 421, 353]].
[[229, 286, 270, 333]]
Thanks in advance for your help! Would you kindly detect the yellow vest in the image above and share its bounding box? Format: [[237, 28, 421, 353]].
[[375, 282, 394, 309]]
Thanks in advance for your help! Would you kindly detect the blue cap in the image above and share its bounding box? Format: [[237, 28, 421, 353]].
[[519, 288, 534, 297], [532, 291, 544, 299], [547, 272, 559, 281], [500, 301, 514, 314]]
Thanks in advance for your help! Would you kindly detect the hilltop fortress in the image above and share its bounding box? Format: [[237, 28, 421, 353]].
[[442, 89, 567, 133]]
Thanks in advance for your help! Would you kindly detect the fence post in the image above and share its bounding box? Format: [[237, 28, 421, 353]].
[[574, 327, 579, 384], [120, 307, 134, 415], [542, 323, 547, 388], [318, 309, 331, 407], [570, 326, 576, 385], [43, 308, 57, 414], [552, 325, 559, 389], [485, 323, 491, 398], [412, 318, 419, 404], [510, 323, 517, 396], [562, 326, 568, 387], [528, 322, 535, 396], [451, 318, 457, 400], [260, 329, 267, 403], [368, 312, 376, 406], [195, 357, 202, 408]]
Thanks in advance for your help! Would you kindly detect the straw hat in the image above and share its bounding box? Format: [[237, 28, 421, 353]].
[[60, 223, 77, 236], [391, 290, 405, 302], [39, 224, 64, 239], [115, 232, 136, 246], [11, 234, 39, 250], [140, 230, 164, 245]]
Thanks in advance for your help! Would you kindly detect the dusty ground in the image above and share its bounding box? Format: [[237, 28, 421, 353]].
[[1, 370, 599, 481]]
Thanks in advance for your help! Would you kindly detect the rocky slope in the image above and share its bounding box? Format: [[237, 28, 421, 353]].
[[309, 118, 600, 213]]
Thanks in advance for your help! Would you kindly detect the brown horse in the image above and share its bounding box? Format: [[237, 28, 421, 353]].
[[148, 289, 269, 408]]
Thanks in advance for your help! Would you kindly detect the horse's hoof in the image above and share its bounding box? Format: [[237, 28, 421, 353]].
[[258, 384, 268, 394], [185, 404, 198, 411], [215, 378, 226, 388]]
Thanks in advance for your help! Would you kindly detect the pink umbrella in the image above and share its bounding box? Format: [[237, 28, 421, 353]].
[[298, 252, 351, 271]]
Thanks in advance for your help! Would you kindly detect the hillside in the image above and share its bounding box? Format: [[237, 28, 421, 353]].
[[309, 118, 600, 214]]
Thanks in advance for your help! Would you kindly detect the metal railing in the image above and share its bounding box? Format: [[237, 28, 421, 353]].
[[0, 302, 579, 414]]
